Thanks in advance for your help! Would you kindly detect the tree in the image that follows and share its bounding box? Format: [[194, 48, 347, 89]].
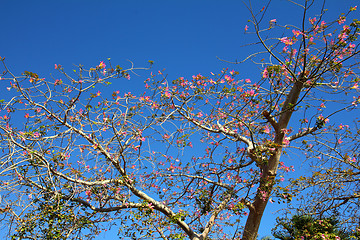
[[272, 214, 359, 240], [0, 1, 359, 239]]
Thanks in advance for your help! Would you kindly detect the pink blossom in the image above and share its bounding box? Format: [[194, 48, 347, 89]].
[[280, 37, 294, 45], [309, 17, 316, 25], [152, 102, 159, 109], [164, 91, 171, 98], [350, 83, 358, 89], [290, 49, 297, 57], [283, 137, 290, 146], [270, 19, 276, 23], [264, 125, 270, 134], [33, 132, 40, 138], [98, 61, 106, 69], [338, 32, 348, 42], [320, 21, 326, 28], [262, 68, 269, 78], [337, 138, 343, 144], [317, 114, 329, 123], [269, 19, 276, 28], [245, 25, 249, 31], [259, 190, 267, 201], [337, 16, 346, 25], [338, 124, 349, 129], [246, 89, 255, 96], [292, 29, 302, 37], [54, 79, 62, 86]]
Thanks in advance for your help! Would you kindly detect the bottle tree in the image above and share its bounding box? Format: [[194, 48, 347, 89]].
[[0, 1, 359, 239]]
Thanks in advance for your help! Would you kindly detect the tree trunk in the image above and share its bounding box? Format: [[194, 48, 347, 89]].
[[242, 77, 305, 239], [241, 150, 280, 240], [242, 196, 270, 240]]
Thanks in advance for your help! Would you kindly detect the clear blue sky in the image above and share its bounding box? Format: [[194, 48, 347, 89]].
[[1, 0, 358, 239]]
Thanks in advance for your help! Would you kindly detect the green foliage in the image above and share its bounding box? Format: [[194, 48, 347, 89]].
[[272, 214, 359, 240], [23, 71, 39, 79], [11, 196, 94, 240]]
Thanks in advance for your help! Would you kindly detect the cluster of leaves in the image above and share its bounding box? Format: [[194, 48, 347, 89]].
[[272, 214, 359, 240], [12, 196, 94, 240]]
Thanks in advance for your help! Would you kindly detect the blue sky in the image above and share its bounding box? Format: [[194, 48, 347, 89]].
[[1, 0, 359, 239], [2, 0, 358, 79]]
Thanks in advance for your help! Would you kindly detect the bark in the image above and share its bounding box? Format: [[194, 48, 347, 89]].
[[241, 147, 282, 240], [242, 77, 305, 240]]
